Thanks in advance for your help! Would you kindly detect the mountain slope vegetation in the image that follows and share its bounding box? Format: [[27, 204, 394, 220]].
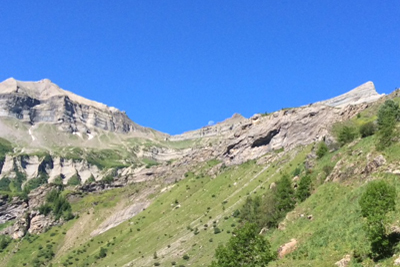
[[0, 81, 399, 266]]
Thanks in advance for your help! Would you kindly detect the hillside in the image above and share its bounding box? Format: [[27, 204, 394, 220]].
[[1, 78, 400, 266]]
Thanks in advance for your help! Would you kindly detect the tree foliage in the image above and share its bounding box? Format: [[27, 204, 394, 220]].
[[296, 175, 312, 202], [376, 100, 400, 150], [359, 180, 396, 260], [39, 189, 73, 220], [316, 142, 328, 159], [210, 223, 276, 267], [338, 125, 357, 146], [275, 175, 295, 214], [239, 175, 296, 229], [359, 122, 376, 138]]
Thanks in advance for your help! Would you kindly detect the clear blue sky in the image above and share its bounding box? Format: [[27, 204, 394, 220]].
[[1, 1, 399, 134]]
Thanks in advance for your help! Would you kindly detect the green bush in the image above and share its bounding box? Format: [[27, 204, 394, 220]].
[[316, 142, 328, 159], [24, 173, 48, 193], [0, 178, 11, 191], [98, 247, 107, 258], [102, 175, 114, 184], [39, 190, 73, 220], [322, 165, 334, 177], [359, 122, 376, 138], [376, 100, 400, 150], [67, 174, 81, 186], [275, 175, 295, 215], [359, 180, 396, 260], [38, 203, 52, 216], [210, 223, 276, 267], [0, 235, 11, 251], [85, 176, 95, 184], [0, 138, 13, 162], [51, 176, 63, 185], [296, 175, 312, 202], [338, 126, 357, 146], [214, 227, 221, 234]]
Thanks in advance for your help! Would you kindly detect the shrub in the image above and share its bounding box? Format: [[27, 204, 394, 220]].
[[38, 204, 52, 216], [210, 223, 276, 267], [292, 167, 301, 177], [98, 247, 107, 258], [41, 190, 73, 220], [214, 227, 221, 234], [52, 176, 63, 185], [67, 174, 81, 186], [359, 122, 376, 138], [316, 142, 328, 159], [182, 254, 190, 260], [296, 175, 312, 202], [359, 180, 396, 260], [376, 100, 400, 150], [323, 165, 334, 177], [275, 175, 295, 214], [85, 176, 95, 184], [102, 175, 114, 184], [0, 235, 11, 251], [24, 173, 48, 193], [338, 125, 357, 146]]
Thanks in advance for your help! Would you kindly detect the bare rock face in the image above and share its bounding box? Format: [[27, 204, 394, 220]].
[[0, 78, 158, 136], [0, 154, 103, 185], [318, 81, 382, 107], [362, 154, 386, 176], [335, 254, 351, 267], [278, 238, 297, 258], [12, 215, 29, 239], [28, 211, 56, 234], [170, 113, 246, 141], [0, 195, 28, 224], [28, 185, 56, 209], [217, 103, 368, 165]]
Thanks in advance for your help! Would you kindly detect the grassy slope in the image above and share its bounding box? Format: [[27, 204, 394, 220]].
[[2, 96, 400, 266], [3, 135, 399, 267], [0, 146, 311, 267]]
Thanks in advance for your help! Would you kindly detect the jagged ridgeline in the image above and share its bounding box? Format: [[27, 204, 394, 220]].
[[1, 78, 400, 266]]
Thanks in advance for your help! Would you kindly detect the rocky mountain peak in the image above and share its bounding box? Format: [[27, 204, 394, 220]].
[[0, 78, 161, 138], [0, 78, 113, 111], [318, 81, 383, 107]]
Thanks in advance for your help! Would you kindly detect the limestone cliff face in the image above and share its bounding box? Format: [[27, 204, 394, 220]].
[[166, 81, 384, 165], [0, 154, 102, 184], [317, 81, 382, 107], [0, 78, 156, 135]]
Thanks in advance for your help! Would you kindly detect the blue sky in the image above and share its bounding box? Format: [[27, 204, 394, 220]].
[[1, 1, 399, 134]]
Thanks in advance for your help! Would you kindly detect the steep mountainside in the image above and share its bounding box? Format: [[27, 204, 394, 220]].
[[0, 78, 163, 139], [1, 78, 399, 267]]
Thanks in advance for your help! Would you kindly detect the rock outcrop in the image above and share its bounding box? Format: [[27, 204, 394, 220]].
[[0, 154, 102, 184], [0, 185, 62, 239], [0, 78, 160, 136], [0, 195, 28, 224], [278, 238, 297, 258], [317, 81, 382, 107], [335, 254, 351, 267]]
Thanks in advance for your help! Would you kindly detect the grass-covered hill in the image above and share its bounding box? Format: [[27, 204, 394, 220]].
[[1, 92, 400, 266]]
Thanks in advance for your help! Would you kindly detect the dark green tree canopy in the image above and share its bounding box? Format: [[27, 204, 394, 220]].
[[377, 100, 400, 128], [376, 100, 400, 150], [275, 175, 295, 213], [359, 180, 395, 219], [210, 223, 276, 267], [359, 180, 396, 259]]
